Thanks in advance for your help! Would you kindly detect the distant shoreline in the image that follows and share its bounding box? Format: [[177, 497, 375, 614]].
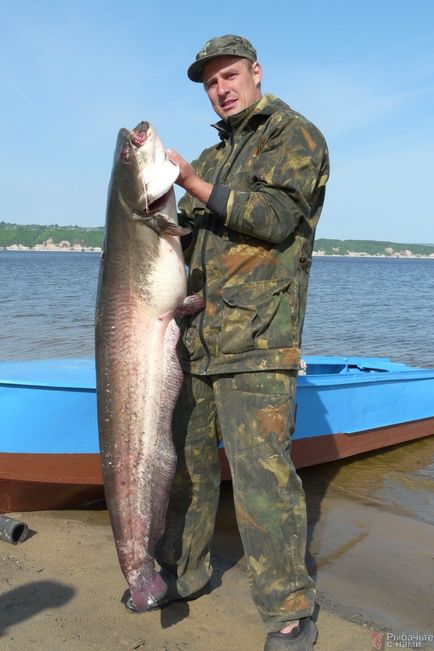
[[0, 243, 102, 253], [2, 245, 434, 259], [2, 224, 434, 257], [312, 251, 434, 259]]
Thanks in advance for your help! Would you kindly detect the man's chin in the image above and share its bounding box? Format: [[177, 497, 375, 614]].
[[220, 106, 242, 120], [214, 103, 244, 121]]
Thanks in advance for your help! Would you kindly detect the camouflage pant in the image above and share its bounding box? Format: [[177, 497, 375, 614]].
[[155, 370, 315, 632]]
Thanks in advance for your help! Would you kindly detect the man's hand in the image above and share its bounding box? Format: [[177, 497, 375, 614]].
[[166, 149, 196, 188], [167, 149, 213, 205]]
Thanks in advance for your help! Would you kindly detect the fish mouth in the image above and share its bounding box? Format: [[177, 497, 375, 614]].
[[130, 121, 150, 146], [145, 189, 172, 213]]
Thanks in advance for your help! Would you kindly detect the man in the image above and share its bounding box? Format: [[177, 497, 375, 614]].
[[131, 35, 329, 651]]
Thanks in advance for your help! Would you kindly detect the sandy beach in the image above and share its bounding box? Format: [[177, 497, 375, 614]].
[[1, 475, 433, 651]]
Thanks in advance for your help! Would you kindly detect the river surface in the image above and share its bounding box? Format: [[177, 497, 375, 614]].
[[1, 251, 433, 526]]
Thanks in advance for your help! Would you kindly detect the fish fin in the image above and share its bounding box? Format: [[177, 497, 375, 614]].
[[132, 212, 191, 236], [174, 294, 205, 317]]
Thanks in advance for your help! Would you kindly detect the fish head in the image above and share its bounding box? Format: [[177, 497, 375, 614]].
[[130, 122, 180, 209], [110, 128, 149, 213]]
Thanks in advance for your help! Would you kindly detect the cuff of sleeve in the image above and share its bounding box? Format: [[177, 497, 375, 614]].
[[206, 184, 230, 218]]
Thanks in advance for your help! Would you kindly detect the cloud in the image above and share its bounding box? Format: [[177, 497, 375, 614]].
[[2, 77, 69, 133], [272, 67, 433, 143]]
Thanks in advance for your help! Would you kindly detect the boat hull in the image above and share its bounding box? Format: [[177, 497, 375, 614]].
[[1, 356, 434, 512], [0, 452, 104, 512]]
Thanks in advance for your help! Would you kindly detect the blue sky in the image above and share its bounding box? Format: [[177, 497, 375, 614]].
[[1, 0, 433, 243]]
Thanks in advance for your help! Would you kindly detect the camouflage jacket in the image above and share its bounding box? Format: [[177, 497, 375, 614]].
[[177, 94, 329, 375]]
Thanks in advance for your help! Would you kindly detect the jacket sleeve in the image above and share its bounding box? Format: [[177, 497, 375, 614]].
[[221, 120, 329, 244]]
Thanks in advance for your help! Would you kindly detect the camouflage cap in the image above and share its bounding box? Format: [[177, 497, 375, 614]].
[[187, 34, 257, 82]]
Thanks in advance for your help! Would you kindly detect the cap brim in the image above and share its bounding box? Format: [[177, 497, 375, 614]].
[[187, 54, 220, 82], [187, 53, 248, 82]]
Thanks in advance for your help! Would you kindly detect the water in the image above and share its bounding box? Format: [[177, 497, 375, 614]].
[[0, 251, 99, 360], [1, 251, 434, 366], [303, 256, 434, 368], [1, 251, 434, 525]]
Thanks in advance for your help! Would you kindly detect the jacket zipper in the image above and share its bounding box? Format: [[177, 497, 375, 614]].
[[199, 130, 235, 375], [198, 226, 211, 375]]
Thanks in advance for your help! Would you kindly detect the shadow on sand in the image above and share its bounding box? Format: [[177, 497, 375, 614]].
[[0, 581, 75, 636]]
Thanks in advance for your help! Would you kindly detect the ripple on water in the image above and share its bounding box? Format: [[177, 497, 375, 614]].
[[301, 436, 434, 526]]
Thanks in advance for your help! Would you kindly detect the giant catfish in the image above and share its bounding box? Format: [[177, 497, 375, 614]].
[[95, 121, 201, 612]]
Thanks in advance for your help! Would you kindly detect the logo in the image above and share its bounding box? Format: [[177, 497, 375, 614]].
[[371, 631, 385, 650]]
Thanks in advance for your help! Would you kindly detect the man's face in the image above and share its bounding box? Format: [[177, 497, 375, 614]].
[[202, 56, 262, 120]]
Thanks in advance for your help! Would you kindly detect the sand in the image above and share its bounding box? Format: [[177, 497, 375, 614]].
[[1, 482, 433, 651]]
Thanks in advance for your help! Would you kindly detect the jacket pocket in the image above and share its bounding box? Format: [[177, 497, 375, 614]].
[[220, 279, 294, 354]]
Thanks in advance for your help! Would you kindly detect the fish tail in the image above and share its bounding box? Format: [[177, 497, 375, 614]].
[[129, 572, 168, 612]]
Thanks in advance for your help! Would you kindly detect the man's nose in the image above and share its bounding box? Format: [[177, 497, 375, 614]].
[[217, 79, 229, 95]]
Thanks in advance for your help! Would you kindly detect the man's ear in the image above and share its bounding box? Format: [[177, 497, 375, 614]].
[[252, 61, 263, 86]]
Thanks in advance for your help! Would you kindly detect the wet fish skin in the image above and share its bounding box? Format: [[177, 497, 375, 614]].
[[95, 122, 197, 611]]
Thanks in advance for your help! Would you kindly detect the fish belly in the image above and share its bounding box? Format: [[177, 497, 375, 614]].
[[97, 237, 186, 610]]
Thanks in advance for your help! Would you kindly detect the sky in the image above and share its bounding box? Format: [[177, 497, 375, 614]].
[[1, 0, 434, 243]]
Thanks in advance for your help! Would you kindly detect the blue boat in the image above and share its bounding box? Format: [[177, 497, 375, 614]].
[[1, 356, 434, 512]]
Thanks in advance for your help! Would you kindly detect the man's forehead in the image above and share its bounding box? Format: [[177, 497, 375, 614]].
[[202, 56, 249, 82]]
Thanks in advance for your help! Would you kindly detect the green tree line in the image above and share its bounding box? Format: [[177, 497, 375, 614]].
[[314, 238, 434, 256], [1, 222, 434, 255], [0, 222, 104, 248]]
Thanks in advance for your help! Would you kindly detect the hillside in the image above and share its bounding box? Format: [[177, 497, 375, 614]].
[[0, 222, 103, 250], [314, 238, 434, 257], [1, 222, 434, 257]]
